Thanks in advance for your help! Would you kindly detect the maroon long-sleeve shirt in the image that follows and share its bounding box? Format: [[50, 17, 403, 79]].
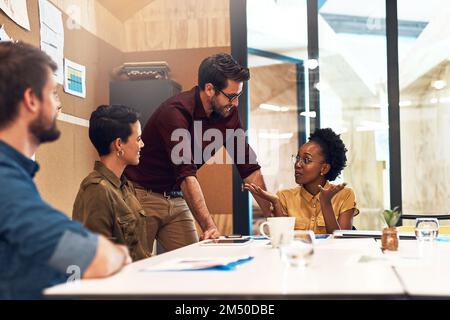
[[125, 86, 261, 193]]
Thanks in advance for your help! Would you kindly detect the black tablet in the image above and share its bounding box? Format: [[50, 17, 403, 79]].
[[200, 238, 253, 246]]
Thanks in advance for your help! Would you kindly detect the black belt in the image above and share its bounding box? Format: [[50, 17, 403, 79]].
[[133, 183, 183, 199], [160, 191, 183, 199]]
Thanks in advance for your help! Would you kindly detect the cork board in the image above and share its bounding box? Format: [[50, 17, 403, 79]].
[[34, 122, 98, 215], [1, 0, 122, 216], [1, 2, 233, 225]]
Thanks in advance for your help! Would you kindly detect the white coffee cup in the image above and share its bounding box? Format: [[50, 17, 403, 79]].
[[259, 217, 296, 248]]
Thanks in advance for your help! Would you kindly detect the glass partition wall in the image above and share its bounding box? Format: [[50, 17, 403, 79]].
[[397, 0, 450, 225], [237, 0, 449, 234], [318, 0, 390, 229], [247, 0, 308, 232]]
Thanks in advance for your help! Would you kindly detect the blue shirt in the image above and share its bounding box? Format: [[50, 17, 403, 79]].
[[0, 140, 98, 299]]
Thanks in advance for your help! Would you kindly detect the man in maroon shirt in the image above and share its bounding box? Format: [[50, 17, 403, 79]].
[[126, 53, 270, 252]]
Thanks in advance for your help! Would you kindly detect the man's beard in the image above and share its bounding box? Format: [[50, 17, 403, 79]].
[[211, 98, 231, 121], [29, 112, 61, 144]]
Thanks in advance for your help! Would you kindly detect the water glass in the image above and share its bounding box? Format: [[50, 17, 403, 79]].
[[280, 230, 314, 267], [415, 218, 439, 241]]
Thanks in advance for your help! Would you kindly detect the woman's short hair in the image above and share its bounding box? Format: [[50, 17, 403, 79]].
[[89, 105, 139, 156], [309, 128, 348, 181]]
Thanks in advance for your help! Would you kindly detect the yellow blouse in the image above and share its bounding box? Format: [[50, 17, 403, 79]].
[[276, 182, 359, 234]]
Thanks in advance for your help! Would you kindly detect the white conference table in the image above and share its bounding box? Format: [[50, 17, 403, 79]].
[[44, 237, 407, 299], [386, 240, 450, 298]]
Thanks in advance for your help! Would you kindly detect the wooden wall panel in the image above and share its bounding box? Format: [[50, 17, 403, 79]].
[[1, 1, 122, 120], [124, 0, 230, 52], [124, 46, 230, 90], [97, 0, 156, 22], [124, 47, 233, 220], [1, 0, 121, 216], [2, 0, 234, 233], [197, 148, 233, 215], [195, 213, 233, 238], [50, 0, 125, 50], [60, 27, 123, 119], [249, 63, 299, 216], [0, 0, 40, 46], [34, 121, 98, 217]]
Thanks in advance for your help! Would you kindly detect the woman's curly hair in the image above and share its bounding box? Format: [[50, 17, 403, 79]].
[[309, 128, 348, 181]]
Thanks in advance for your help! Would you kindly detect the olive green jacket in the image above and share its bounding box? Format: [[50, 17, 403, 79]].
[[73, 161, 151, 261]]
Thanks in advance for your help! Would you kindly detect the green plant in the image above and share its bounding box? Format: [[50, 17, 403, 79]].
[[383, 206, 401, 227]]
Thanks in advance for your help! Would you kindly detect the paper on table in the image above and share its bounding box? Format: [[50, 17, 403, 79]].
[[141, 255, 254, 272], [357, 253, 430, 267]]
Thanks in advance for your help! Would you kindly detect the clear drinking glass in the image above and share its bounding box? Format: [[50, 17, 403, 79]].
[[280, 230, 314, 267], [415, 218, 439, 241]]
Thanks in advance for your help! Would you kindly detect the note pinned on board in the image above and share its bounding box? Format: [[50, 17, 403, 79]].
[[0, 0, 30, 30], [0, 25, 11, 42], [64, 58, 86, 98], [39, 0, 64, 84]]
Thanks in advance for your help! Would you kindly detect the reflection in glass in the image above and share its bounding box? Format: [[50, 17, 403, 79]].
[[247, 0, 308, 229], [398, 0, 450, 223], [318, 0, 389, 230]]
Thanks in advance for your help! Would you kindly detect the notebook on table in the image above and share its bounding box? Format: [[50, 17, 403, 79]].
[[141, 255, 254, 272], [333, 230, 416, 240]]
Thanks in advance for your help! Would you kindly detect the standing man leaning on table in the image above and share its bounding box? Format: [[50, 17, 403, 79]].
[[125, 53, 271, 252], [0, 42, 131, 299]]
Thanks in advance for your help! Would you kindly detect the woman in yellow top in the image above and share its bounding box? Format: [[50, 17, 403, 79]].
[[245, 128, 358, 234]]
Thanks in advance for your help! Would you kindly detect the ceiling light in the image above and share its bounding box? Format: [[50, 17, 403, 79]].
[[300, 111, 316, 118], [306, 59, 319, 70], [333, 127, 348, 134], [355, 120, 388, 132], [431, 80, 447, 90], [258, 132, 293, 140], [399, 100, 412, 107], [259, 104, 289, 112], [356, 126, 374, 132]]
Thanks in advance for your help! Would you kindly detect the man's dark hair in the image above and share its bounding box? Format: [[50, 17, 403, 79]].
[[89, 105, 140, 156], [0, 41, 57, 129], [198, 53, 250, 91], [309, 128, 348, 181]]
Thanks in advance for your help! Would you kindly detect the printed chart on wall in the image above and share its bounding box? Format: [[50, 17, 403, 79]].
[[39, 0, 64, 84], [64, 58, 86, 98], [0, 0, 30, 30]]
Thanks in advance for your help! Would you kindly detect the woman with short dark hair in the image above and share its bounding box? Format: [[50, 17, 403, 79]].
[[73, 105, 151, 261]]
